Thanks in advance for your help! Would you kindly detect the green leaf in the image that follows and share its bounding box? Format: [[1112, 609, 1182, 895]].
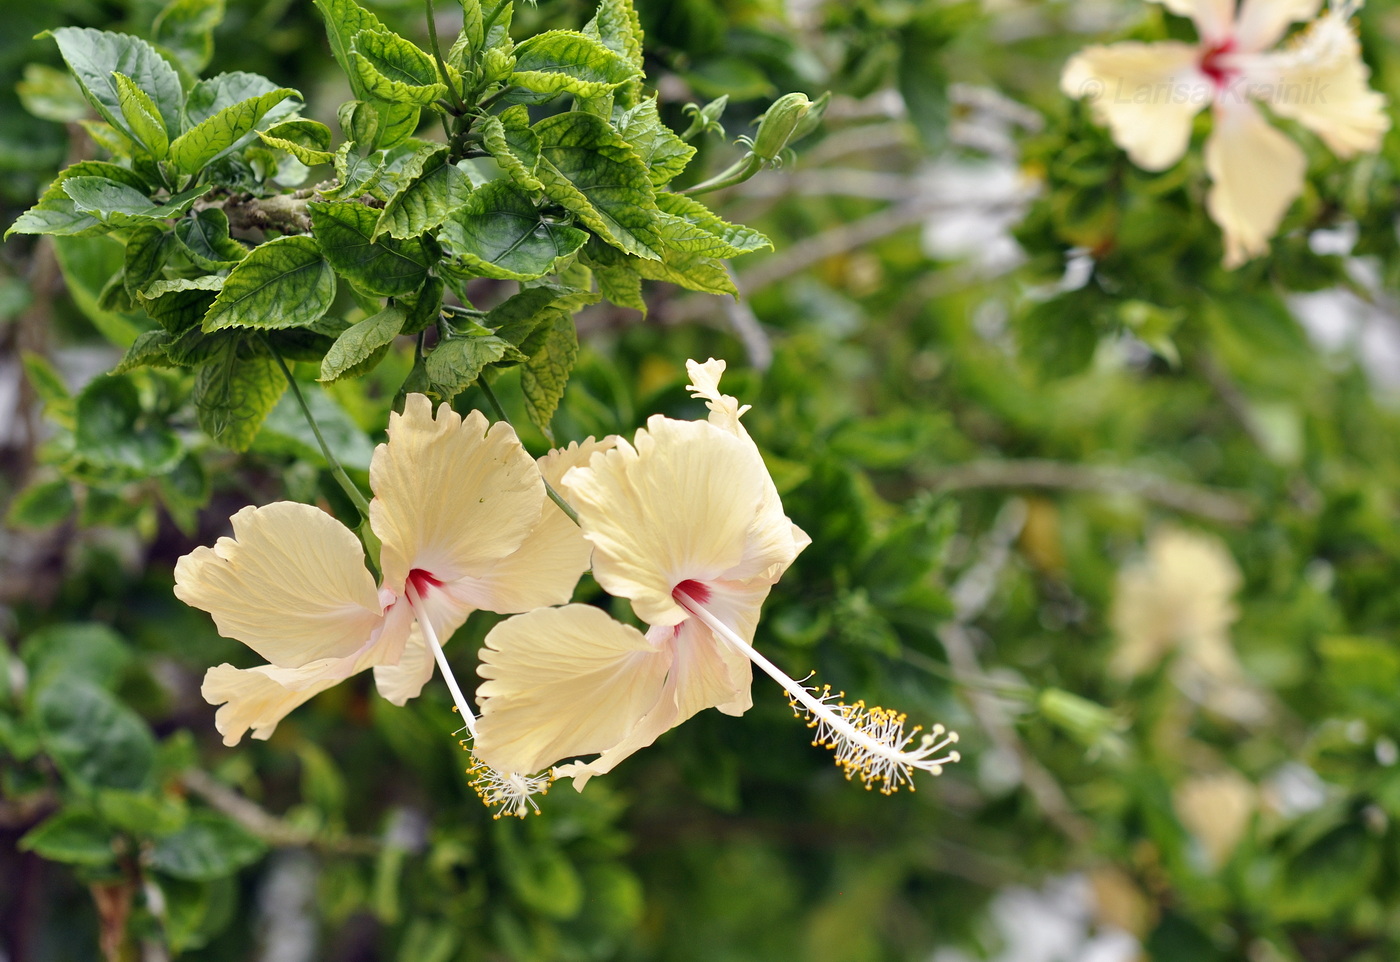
[[254, 386, 376, 471], [202, 235, 336, 331], [124, 225, 171, 298], [184, 71, 292, 127], [45, 27, 183, 140], [19, 810, 116, 867], [480, 112, 542, 192], [193, 341, 285, 450], [447, 0, 485, 70], [158, 454, 211, 535], [169, 86, 298, 174], [98, 788, 187, 836], [440, 179, 587, 281], [310, 201, 435, 297], [113, 72, 169, 159], [152, 0, 226, 74], [150, 812, 266, 881], [6, 479, 76, 529], [34, 678, 156, 791], [653, 191, 772, 257], [486, 284, 596, 348], [54, 235, 154, 346], [400, 276, 445, 335], [521, 310, 577, 440], [258, 119, 335, 166], [6, 162, 151, 238], [511, 30, 638, 98], [583, 237, 734, 301], [22, 352, 74, 421], [314, 0, 394, 102], [113, 329, 177, 373], [140, 278, 222, 334], [374, 150, 474, 240], [320, 304, 405, 382], [349, 28, 447, 106], [327, 141, 385, 199], [424, 334, 514, 400], [617, 99, 694, 187], [21, 623, 130, 695], [62, 177, 210, 227], [175, 208, 247, 269], [75, 374, 184, 475], [17, 64, 90, 123], [534, 111, 660, 259]]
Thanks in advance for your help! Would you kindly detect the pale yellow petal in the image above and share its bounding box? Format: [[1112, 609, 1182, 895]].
[[372, 622, 434, 706], [474, 605, 672, 776], [1232, 0, 1322, 52], [448, 437, 617, 614], [201, 663, 341, 746], [277, 599, 416, 688], [556, 659, 683, 791], [1204, 100, 1306, 267], [565, 417, 781, 625], [1174, 771, 1256, 868], [174, 502, 385, 668], [1154, 0, 1235, 43], [1247, 15, 1389, 157], [685, 357, 751, 437], [1061, 42, 1209, 171], [370, 394, 544, 593]]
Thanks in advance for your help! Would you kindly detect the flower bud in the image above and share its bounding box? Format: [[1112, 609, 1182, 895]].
[[752, 92, 812, 162], [1038, 687, 1127, 759]]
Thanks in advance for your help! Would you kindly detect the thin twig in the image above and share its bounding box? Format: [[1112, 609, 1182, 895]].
[[180, 770, 379, 855], [921, 459, 1255, 525]]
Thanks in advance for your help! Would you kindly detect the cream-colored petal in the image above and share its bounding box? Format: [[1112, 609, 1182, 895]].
[[1232, 0, 1322, 52], [448, 437, 617, 614], [685, 357, 751, 437], [565, 417, 781, 625], [1205, 100, 1306, 267], [372, 622, 434, 706], [556, 655, 683, 791], [370, 394, 544, 592], [201, 663, 341, 746], [474, 604, 673, 776], [1061, 42, 1210, 171], [670, 614, 753, 719], [1245, 15, 1389, 157], [174, 502, 385, 669], [1154, 0, 1235, 43], [277, 598, 416, 689]]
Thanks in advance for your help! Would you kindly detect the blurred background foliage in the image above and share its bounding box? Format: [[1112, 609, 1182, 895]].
[[6, 0, 1400, 960]]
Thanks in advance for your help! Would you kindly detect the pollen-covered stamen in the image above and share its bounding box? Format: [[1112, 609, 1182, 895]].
[[675, 587, 961, 794]]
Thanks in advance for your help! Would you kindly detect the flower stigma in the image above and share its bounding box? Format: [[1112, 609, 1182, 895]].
[[405, 579, 551, 818], [673, 586, 961, 793]]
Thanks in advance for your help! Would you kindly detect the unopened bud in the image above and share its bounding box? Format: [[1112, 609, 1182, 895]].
[[786, 90, 830, 146], [752, 92, 812, 162], [1038, 687, 1127, 758]]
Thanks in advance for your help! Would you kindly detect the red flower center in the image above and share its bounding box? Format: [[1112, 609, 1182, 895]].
[[672, 579, 711, 604], [407, 568, 443, 598], [1200, 40, 1236, 88]]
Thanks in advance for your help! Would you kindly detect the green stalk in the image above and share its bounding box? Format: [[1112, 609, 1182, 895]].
[[271, 349, 373, 521], [678, 153, 764, 196], [477, 379, 580, 527], [424, 0, 468, 114]]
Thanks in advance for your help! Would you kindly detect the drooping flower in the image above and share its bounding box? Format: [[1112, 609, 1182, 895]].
[[1061, 0, 1389, 267], [473, 359, 960, 794], [176, 394, 604, 816]]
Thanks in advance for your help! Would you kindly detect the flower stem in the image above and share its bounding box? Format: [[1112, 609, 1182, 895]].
[[678, 152, 764, 196], [406, 582, 478, 738], [271, 349, 373, 520], [424, 0, 468, 114], [477, 379, 581, 526]]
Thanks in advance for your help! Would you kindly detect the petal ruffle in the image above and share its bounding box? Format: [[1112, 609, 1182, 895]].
[[564, 417, 780, 625], [685, 357, 751, 437], [201, 663, 340, 746], [1154, 0, 1235, 44], [1245, 14, 1389, 157], [1061, 41, 1210, 171], [174, 502, 385, 669], [474, 604, 672, 776], [1232, 0, 1322, 52], [1205, 99, 1306, 267], [445, 437, 616, 614], [370, 394, 544, 593], [372, 621, 435, 706]]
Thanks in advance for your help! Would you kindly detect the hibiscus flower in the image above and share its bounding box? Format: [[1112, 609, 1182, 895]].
[[473, 360, 960, 794], [1062, 0, 1389, 266]]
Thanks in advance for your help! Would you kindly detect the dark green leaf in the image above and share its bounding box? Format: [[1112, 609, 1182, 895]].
[[310, 200, 435, 297], [400, 276, 445, 335], [480, 112, 543, 192], [113, 329, 177, 373], [98, 788, 187, 836], [5, 479, 75, 529], [19, 810, 116, 867], [75, 374, 183, 475], [534, 111, 660, 259], [374, 150, 474, 240], [6, 162, 150, 238], [617, 99, 694, 187], [254, 385, 376, 471], [140, 278, 221, 334], [175, 208, 247, 269], [521, 310, 577, 440], [123, 225, 171, 298], [487, 284, 596, 348], [511, 30, 638, 97], [34, 678, 156, 791], [150, 812, 266, 881], [157, 454, 211, 534], [320, 303, 406, 381], [202, 235, 336, 331], [424, 334, 514, 400], [45, 27, 183, 139], [169, 86, 298, 174], [440, 179, 587, 281], [193, 341, 285, 450]]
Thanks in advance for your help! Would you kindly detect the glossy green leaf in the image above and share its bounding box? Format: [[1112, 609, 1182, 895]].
[[534, 111, 660, 259], [258, 119, 335, 166], [19, 810, 116, 867], [583, 0, 645, 90], [185, 71, 291, 127], [6, 162, 151, 238], [349, 29, 446, 106], [193, 341, 284, 450], [480, 112, 543, 191], [617, 99, 694, 187], [320, 303, 406, 382], [34, 678, 156, 791], [440, 179, 587, 281], [6, 479, 76, 529], [374, 150, 474, 240], [45, 27, 183, 139], [123, 225, 171, 298], [511, 30, 638, 97], [113, 329, 177, 373], [202, 235, 336, 331], [169, 86, 298, 174], [152, 0, 225, 74], [314, 0, 393, 102], [62, 177, 210, 226], [424, 334, 515, 400], [75, 374, 183, 475], [140, 276, 223, 334], [174, 208, 247, 269], [150, 812, 266, 881], [113, 72, 169, 158], [310, 200, 435, 296]]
